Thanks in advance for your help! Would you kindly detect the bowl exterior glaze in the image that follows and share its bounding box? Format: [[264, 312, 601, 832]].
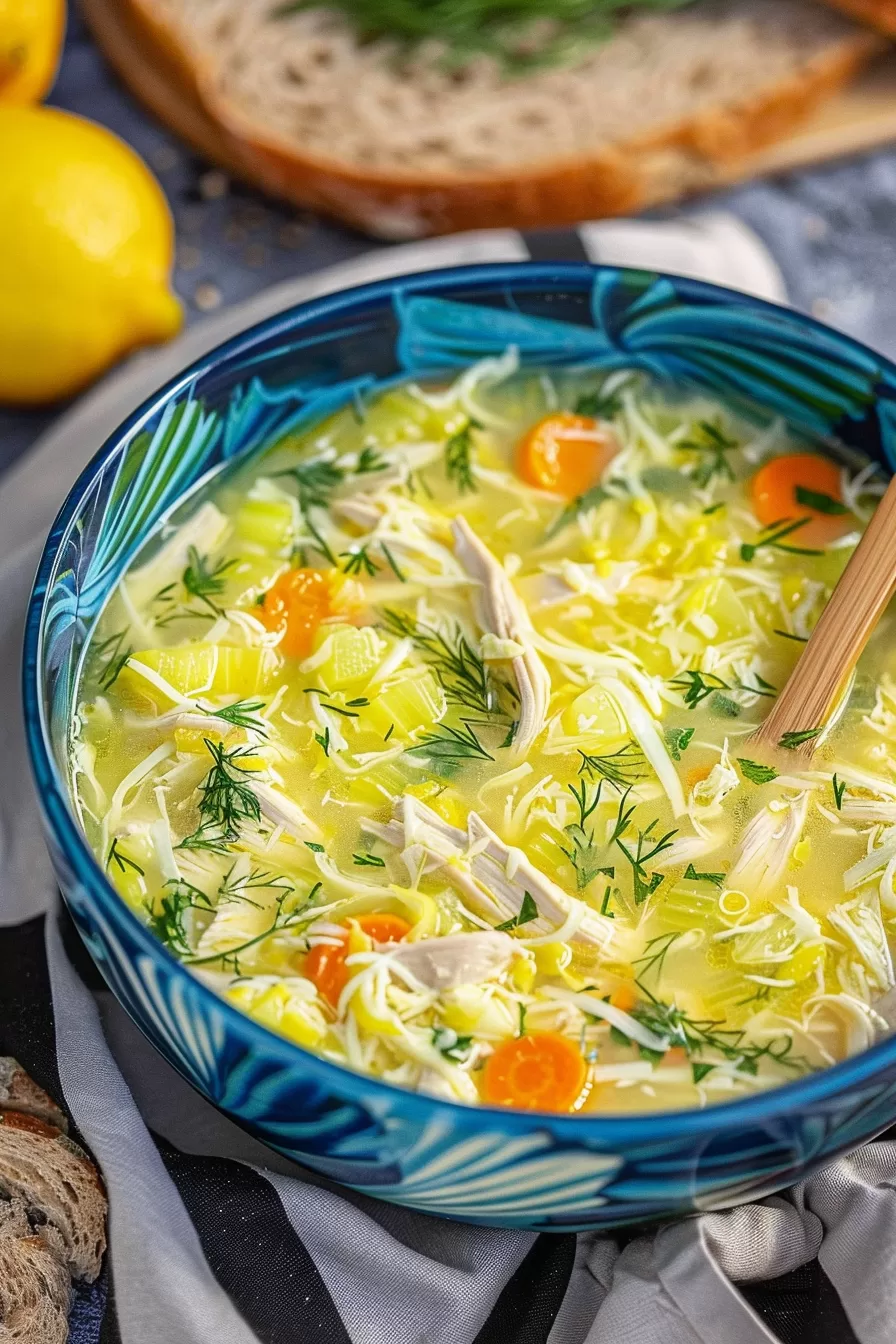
[[24, 263, 896, 1231]]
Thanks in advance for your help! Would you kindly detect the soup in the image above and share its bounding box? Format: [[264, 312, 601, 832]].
[[73, 360, 895, 1114]]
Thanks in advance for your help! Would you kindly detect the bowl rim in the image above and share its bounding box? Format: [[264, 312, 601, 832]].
[[23, 258, 896, 1141]]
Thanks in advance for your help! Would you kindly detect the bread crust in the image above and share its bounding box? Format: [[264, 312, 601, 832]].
[[88, 0, 883, 238], [820, 0, 896, 35]]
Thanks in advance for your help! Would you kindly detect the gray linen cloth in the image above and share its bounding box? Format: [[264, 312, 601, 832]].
[[3, 220, 896, 1344]]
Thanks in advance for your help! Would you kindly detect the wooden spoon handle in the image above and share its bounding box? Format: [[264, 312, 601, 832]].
[[751, 474, 896, 757]]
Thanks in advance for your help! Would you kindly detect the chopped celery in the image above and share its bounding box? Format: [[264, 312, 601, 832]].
[[314, 624, 386, 691], [345, 759, 411, 807], [121, 644, 282, 704], [234, 496, 295, 553], [404, 779, 468, 829], [361, 670, 446, 740], [657, 883, 722, 933]]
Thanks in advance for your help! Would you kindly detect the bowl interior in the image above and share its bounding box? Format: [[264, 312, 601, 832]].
[[26, 260, 896, 1139]]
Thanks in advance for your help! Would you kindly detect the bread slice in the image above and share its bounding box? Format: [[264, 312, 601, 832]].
[[111, 0, 882, 237], [0, 1061, 67, 1134], [819, 0, 896, 34], [0, 1225, 71, 1344], [0, 1111, 107, 1283]]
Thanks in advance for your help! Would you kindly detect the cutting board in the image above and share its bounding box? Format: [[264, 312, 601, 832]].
[[83, 0, 896, 232]]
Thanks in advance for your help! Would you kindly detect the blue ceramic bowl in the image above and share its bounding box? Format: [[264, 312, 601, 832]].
[[24, 263, 896, 1231]]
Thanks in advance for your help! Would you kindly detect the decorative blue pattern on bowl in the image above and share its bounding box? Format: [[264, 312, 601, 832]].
[[23, 262, 896, 1231]]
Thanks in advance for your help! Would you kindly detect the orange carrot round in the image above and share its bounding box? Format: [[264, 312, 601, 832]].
[[304, 939, 350, 1009], [480, 1032, 587, 1112], [304, 912, 410, 1008], [356, 913, 412, 944], [751, 454, 851, 548], [515, 413, 617, 499], [259, 567, 330, 658]]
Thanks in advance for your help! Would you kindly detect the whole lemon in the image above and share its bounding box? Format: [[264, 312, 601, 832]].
[[0, 106, 184, 405], [0, 0, 65, 104]]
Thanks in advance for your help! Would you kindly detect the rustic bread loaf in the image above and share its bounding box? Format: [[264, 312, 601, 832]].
[[121, 0, 882, 236], [0, 1060, 67, 1133], [0, 1112, 107, 1283], [0, 1226, 71, 1344], [0, 1061, 107, 1344]]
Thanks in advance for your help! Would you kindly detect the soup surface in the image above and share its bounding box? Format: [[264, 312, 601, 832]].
[[74, 362, 896, 1114]]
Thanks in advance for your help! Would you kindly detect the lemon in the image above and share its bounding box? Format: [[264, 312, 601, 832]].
[[0, 0, 65, 104], [0, 106, 183, 404]]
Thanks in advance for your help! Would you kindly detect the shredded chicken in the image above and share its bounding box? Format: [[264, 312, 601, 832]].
[[452, 517, 551, 757], [250, 780, 324, 843], [366, 796, 615, 951], [385, 931, 517, 989], [728, 792, 809, 900]]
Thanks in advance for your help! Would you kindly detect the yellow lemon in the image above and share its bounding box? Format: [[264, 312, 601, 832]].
[[0, 0, 65, 104], [0, 106, 183, 404]]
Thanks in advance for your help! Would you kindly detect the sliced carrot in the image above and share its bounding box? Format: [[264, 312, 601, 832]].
[[259, 567, 330, 658], [751, 453, 851, 548], [356, 913, 412, 944], [664, 1046, 688, 1067], [481, 1032, 587, 1112], [304, 939, 350, 1009], [515, 413, 618, 499], [609, 982, 638, 1014], [304, 911, 410, 1008]]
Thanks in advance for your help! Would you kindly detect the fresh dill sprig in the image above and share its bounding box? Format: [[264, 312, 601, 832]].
[[668, 669, 729, 709], [205, 698, 269, 736], [740, 517, 822, 563], [153, 547, 237, 625], [107, 837, 144, 876], [629, 995, 805, 1077], [217, 865, 293, 905], [735, 674, 777, 699], [184, 882, 322, 972], [683, 863, 725, 887], [273, 0, 694, 72], [544, 482, 608, 542], [444, 419, 480, 494], [340, 544, 379, 577], [147, 879, 213, 960], [381, 609, 507, 717], [794, 485, 848, 515], [679, 419, 738, 489], [577, 742, 647, 790], [356, 445, 387, 474], [574, 387, 622, 418], [774, 628, 809, 643], [495, 891, 538, 931], [779, 728, 822, 750], [303, 688, 369, 718], [614, 807, 677, 905], [632, 931, 680, 986], [353, 852, 386, 867], [407, 720, 494, 763], [275, 457, 344, 564], [559, 779, 611, 891], [95, 628, 133, 691], [314, 727, 331, 756], [380, 542, 406, 582], [833, 773, 846, 809], [177, 739, 262, 852]]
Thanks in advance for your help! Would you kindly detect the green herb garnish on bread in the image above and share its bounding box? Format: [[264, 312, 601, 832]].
[[103, 0, 883, 235]]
